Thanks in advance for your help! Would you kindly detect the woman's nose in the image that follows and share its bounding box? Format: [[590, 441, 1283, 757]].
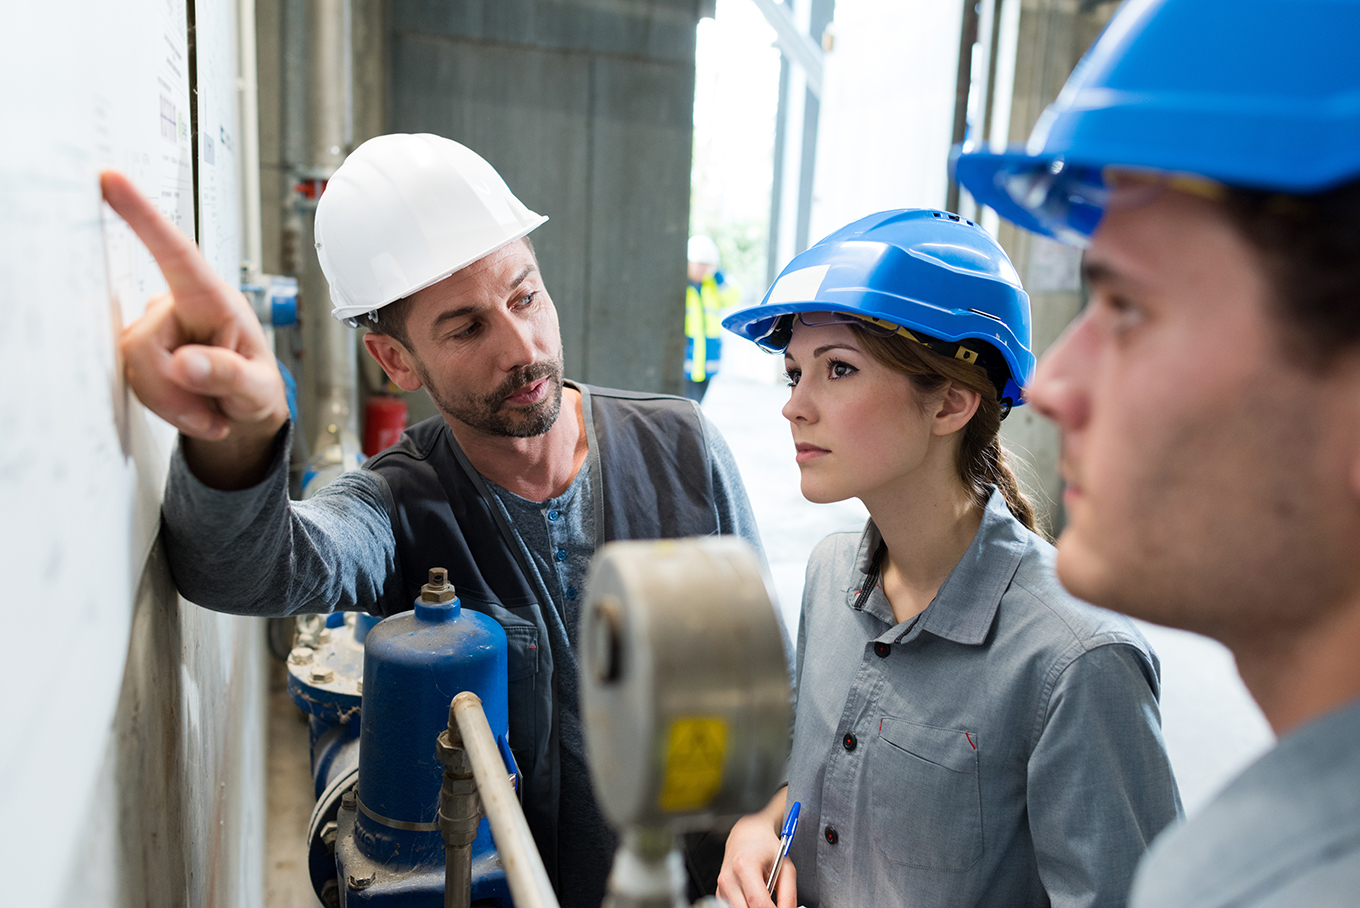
[[782, 381, 813, 424]]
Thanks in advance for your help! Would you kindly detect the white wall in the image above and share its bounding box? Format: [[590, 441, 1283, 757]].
[[806, 0, 964, 247], [0, 1, 267, 905]]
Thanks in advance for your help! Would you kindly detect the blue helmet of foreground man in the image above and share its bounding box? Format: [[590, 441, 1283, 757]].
[[953, 0, 1360, 243], [723, 209, 1034, 409]]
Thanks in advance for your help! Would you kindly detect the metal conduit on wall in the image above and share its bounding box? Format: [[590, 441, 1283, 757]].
[[303, 0, 359, 455]]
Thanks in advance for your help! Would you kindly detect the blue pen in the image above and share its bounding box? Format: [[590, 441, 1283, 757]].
[[766, 800, 801, 897]]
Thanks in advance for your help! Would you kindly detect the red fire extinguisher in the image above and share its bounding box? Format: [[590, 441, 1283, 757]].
[[363, 395, 408, 456]]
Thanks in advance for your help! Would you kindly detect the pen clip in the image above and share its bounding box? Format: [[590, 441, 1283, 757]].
[[781, 801, 801, 838]]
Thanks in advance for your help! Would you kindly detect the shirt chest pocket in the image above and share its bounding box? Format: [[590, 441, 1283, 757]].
[[870, 717, 983, 872]]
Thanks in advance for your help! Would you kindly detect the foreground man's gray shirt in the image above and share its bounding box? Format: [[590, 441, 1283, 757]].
[[1130, 697, 1360, 908], [786, 490, 1182, 908]]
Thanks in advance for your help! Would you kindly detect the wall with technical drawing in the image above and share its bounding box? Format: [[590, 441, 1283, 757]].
[[0, 1, 266, 906]]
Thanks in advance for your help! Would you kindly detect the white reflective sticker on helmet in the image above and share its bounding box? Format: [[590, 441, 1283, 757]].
[[767, 264, 831, 304]]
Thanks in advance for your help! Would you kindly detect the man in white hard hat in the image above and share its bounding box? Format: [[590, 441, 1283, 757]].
[[101, 134, 765, 908], [683, 234, 738, 401]]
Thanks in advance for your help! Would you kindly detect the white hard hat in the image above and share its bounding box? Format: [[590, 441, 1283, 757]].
[[315, 133, 549, 323], [687, 235, 721, 267]]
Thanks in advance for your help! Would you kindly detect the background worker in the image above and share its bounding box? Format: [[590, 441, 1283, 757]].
[[715, 211, 1180, 908], [104, 133, 765, 908], [955, 0, 1360, 904], [684, 234, 740, 401]]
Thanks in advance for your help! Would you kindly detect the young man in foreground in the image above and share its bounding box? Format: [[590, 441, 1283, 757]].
[[956, 0, 1360, 903]]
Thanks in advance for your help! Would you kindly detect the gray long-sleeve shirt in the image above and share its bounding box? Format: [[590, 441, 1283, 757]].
[[160, 413, 762, 619], [1130, 697, 1360, 908], [786, 490, 1182, 908]]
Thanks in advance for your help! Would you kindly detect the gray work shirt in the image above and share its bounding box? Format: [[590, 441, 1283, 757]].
[[1129, 697, 1360, 908], [786, 490, 1182, 908]]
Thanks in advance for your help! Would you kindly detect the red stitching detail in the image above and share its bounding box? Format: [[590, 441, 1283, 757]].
[[964, 732, 976, 750]]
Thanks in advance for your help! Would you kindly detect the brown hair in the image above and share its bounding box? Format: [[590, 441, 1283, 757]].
[[365, 293, 416, 348], [852, 325, 1037, 532], [1219, 177, 1360, 373]]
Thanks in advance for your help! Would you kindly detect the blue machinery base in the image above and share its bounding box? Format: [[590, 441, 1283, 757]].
[[286, 595, 513, 908]]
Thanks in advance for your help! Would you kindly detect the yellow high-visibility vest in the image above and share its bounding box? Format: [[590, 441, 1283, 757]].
[[685, 275, 738, 382]]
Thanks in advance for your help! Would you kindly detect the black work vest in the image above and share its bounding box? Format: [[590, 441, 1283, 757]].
[[362, 382, 718, 880]]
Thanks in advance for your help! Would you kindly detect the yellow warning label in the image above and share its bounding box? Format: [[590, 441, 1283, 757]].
[[657, 716, 728, 812]]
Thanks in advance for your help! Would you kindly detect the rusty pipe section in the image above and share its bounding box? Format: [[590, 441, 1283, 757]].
[[451, 692, 559, 908], [435, 710, 480, 908]]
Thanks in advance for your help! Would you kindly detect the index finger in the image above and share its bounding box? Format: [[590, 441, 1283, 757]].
[[100, 169, 234, 310]]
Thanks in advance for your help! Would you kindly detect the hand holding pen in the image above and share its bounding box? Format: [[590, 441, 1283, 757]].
[[766, 800, 800, 901]]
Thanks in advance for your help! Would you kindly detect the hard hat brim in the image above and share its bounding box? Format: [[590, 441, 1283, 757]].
[[330, 214, 549, 324], [722, 296, 1035, 394], [953, 147, 1107, 247]]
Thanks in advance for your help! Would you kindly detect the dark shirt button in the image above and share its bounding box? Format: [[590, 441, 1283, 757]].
[[555, 549, 567, 562], [824, 826, 839, 845], [874, 642, 890, 658], [548, 509, 560, 521], [842, 732, 857, 751], [566, 588, 577, 600]]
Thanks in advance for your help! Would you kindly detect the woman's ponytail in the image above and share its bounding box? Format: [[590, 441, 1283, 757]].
[[961, 421, 1037, 533]]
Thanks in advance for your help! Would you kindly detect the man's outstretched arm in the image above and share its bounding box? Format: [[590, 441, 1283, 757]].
[[103, 170, 289, 489]]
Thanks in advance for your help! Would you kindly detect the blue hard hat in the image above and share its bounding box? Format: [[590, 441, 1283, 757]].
[[723, 209, 1034, 407], [953, 0, 1360, 245]]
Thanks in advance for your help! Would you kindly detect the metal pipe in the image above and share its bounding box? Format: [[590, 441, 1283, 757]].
[[451, 692, 559, 908], [307, 0, 349, 172], [947, 0, 982, 213], [748, 0, 824, 97], [236, 0, 264, 285], [444, 841, 472, 908], [436, 703, 480, 908], [601, 828, 685, 908], [305, 0, 358, 444]]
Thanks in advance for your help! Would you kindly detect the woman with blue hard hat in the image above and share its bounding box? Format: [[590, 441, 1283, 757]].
[[714, 209, 1181, 908]]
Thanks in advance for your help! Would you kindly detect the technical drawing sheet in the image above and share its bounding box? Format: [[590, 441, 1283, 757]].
[[0, 0, 240, 902]]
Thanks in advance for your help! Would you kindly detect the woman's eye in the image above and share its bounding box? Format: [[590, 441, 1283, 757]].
[[829, 360, 857, 379], [784, 369, 801, 388]]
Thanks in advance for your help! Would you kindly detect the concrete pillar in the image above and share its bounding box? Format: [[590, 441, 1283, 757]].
[[387, 0, 703, 397], [992, 0, 1118, 536]]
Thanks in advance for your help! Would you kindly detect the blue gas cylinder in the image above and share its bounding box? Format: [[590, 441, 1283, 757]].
[[353, 568, 509, 869]]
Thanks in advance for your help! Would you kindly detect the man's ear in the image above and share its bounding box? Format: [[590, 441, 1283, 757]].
[[362, 333, 424, 393], [932, 381, 983, 437]]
